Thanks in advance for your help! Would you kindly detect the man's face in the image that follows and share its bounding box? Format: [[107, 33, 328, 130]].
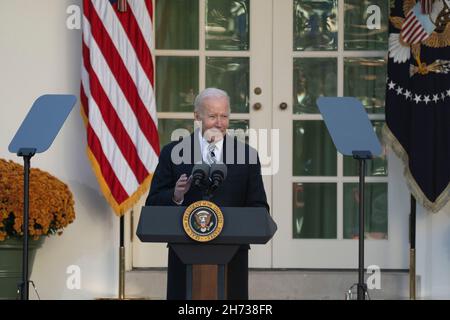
[[195, 96, 230, 142]]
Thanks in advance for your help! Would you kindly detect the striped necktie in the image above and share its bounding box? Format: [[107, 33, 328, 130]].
[[206, 143, 217, 165]]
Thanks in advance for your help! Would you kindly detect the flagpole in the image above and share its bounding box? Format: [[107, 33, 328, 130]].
[[409, 195, 416, 300], [117, 0, 127, 300], [119, 214, 125, 299]]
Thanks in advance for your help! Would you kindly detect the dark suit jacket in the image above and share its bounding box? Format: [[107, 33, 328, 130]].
[[146, 132, 269, 211], [145, 131, 269, 299]]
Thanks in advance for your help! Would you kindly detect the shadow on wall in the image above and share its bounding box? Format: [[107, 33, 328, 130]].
[[69, 180, 112, 221]]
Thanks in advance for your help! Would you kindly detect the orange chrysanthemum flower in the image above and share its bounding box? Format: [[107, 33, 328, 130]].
[[0, 158, 75, 241]]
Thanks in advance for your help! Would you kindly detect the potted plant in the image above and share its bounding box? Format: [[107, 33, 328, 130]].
[[0, 158, 75, 299]]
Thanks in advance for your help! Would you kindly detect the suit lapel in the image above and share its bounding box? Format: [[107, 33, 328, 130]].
[[222, 134, 227, 164]]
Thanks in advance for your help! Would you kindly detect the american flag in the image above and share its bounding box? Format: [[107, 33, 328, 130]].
[[81, 0, 160, 215], [400, 1, 436, 44]]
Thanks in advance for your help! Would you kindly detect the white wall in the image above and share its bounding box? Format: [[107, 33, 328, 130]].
[[416, 202, 450, 299], [0, 0, 119, 299]]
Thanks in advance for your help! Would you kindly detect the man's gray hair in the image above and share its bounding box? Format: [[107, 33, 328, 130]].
[[194, 88, 231, 113]]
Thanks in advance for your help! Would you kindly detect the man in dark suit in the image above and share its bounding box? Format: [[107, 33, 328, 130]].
[[145, 88, 269, 300]]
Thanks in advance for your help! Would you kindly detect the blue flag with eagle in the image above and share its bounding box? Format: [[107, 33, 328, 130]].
[[384, 0, 450, 212]]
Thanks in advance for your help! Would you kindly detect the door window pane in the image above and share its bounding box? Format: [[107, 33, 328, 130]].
[[344, 0, 388, 50], [344, 58, 386, 114], [344, 121, 388, 176], [206, 57, 249, 113], [156, 0, 199, 50], [206, 0, 250, 50], [293, 58, 337, 114], [293, 0, 338, 51], [343, 183, 388, 239], [293, 121, 337, 176], [227, 119, 249, 143], [293, 183, 337, 239], [158, 119, 194, 147], [156, 56, 199, 112]]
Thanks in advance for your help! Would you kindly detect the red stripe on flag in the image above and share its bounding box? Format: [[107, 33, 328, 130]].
[[405, 22, 421, 42], [87, 125, 129, 204], [144, 0, 153, 20], [403, 18, 419, 39], [403, 22, 422, 42], [112, 4, 154, 86], [82, 41, 148, 184], [89, 66, 149, 184], [404, 12, 414, 27], [417, 31, 428, 43], [85, 6, 160, 156], [82, 0, 160, 214], [410, 29, 427, 44], [402, 11, 414, 31], [407, 23, 424, 43]]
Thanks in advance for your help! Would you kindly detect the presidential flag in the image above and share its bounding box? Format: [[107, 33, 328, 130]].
[[385, 0, 450, 212], [81, 0, 160, 215]]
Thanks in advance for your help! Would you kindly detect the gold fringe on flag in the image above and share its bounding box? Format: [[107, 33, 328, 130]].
[[382, 123, 450, 213]]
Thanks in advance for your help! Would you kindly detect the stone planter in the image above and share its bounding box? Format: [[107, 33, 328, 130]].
[[0, 238, 45, 300]]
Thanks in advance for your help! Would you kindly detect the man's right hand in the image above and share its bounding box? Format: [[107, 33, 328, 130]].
[[173, 174, 192, 203]]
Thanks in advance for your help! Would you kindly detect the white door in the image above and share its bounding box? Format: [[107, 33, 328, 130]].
[[132, 0, 273, 268], [271, 0, 410, 268], [132, 0, 410, 270]]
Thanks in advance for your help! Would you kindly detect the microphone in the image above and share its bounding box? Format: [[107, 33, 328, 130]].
[[191, 164, 210, 188], [209, 163, 227, 192]]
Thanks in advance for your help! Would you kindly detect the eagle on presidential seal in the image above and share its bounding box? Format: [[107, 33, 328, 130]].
[[193, 210, 214, 233], [389, 0, 450, 77]]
